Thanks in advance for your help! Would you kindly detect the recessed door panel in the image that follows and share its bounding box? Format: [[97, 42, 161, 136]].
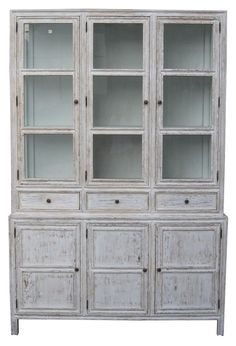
[[19, 229, 76, 267], [159, 271, 216, 311], [161, 229, 217, 268], [92, 229, 144, 268], [21, 271, 76, 310], [92, 272, 144, 311]]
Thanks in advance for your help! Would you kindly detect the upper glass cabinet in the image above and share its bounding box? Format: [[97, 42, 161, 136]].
[[24, 23, 73, 69], [89, 19, 148, 184], [93, 23, 143, 69], [20, 21, 77, 182], [164, 24, 212, 70], [159, 21, 217, 184]]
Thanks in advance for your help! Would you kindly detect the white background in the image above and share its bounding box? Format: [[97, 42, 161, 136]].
[[0, 0, 235, 344]]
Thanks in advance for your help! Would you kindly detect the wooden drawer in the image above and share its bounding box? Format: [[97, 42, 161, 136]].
[[156, 192, 218, 212], [19, 192, 80, 210], [86, 192, 149, 211]]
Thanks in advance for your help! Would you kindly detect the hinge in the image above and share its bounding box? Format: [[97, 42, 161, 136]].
[[16, 299, 18, 309], [85, 170, 87, 181], [86, 22, 88, 32], [14, 227, 16, 238], [219, 22, 221, 33], [220, 227, 223, 239], [86, 299, 89, 310], [86, 229, 88, 239], [17, 169, 19, 181], [16, 96, 18, 107], [85, 96, 88, 107], [217, 170, 219, 182], [218, 299, 220, 310], [218, 97, 221, 108], [16, 22, 18, 33]]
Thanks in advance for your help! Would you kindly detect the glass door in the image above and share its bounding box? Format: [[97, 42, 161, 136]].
[[87, 18, 149, 185], [157, 20, 219, 184], [18, 19, 79, 182]]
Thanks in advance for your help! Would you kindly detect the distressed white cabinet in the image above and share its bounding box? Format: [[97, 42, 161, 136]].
[[9, 9, 227, 335]]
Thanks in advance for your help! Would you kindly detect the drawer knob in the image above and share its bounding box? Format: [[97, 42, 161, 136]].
[[184, 199, 190, 205], [74, 99, 79, 104], [144, 100, 149, 105], [143, 268, 148, 273], [157, 268, 162, 272], [46, 198, 51, 204], [75, 267, 79, 272], [115, 199, 120, 204], [157, 100, 162, 105]]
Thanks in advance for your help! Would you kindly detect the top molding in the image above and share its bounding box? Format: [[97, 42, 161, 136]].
[[10, 9, 227, 17]]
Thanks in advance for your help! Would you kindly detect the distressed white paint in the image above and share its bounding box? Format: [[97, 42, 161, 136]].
[[9, 9, 227, 336], [19, 192, 80, 210], [156, 192, 218, 212], [87, 192, 149, 211]]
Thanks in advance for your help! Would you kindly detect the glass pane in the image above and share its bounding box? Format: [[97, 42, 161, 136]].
[[24, 76, 73, 127], [93, 76, 142, 127], [24, 23, 73, 69], [164, 24, 212, 70], [163, 76, 212, 128], [25, 134, 74, 179], [93, 24, 143, 69], [93, 135, 142, 179], [163, 135, 211, 179]]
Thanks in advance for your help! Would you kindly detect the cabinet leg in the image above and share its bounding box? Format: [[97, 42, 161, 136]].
[[217, 316, 224, 336], [11, 317, 19, 335]]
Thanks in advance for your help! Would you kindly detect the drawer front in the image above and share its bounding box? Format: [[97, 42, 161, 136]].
[[156, 192, 218, 212], [19, 192, 80, 210], [87, 193, 149, 211]]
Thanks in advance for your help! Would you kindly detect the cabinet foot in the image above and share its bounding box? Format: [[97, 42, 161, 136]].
[[11, 318, 19, 335], [217, 317, 224, 336]]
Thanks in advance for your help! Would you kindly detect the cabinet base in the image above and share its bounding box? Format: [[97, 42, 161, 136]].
[[11, 316, 224, 336]]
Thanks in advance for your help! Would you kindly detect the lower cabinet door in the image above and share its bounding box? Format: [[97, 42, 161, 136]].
[[15, 225, 81, 314], [87, 224, 149, 315], [155, 225, 220, 314]]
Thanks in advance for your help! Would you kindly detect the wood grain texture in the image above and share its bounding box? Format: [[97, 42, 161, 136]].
[[19, 192, 80, 210], [156, 191, 218, 212]]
